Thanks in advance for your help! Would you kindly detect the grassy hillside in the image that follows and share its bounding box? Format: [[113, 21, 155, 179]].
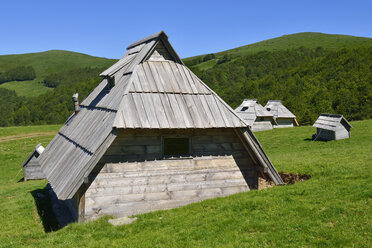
[[0, 32, 371, 127], [0, 121, 371, 247], [0, 79, 53, 97], [0, 50, 116, 97], [184, 32, 372, 70]]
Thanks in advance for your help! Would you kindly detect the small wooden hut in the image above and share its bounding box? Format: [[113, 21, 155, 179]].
[[265, 100, 298, 128], [235, 99, 277, 132], [313, 113, 352, 141], [21, 144, 45, 180], [39, 31, 283, 223]]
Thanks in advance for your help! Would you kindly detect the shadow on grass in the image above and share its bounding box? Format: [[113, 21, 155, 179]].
[[31, 187, 61, 233], [17, 177, 24, 183], [303, 138, 328, 142]]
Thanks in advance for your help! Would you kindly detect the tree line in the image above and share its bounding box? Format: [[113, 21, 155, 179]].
[[0, 66, 36, 84]]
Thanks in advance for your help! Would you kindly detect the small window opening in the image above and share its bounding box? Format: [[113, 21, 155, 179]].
[[163, 137, 190, 157], [241, 107, 248, 111]]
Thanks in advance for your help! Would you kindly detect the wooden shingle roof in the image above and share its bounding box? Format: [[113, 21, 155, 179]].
[[235, 99, 275, 126], [39, 31, 283, 200], [313, 113, 352, 131], [21, 144, 44, 168], [265, 100, 296, 119]]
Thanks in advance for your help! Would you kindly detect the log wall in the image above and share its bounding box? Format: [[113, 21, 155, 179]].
[[83, 129, 258, 220], [275, 118, 294, 128], [251, 117, 273, 132]]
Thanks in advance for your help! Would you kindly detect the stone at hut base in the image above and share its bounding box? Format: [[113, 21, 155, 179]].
[[108, 216, 137, 226]]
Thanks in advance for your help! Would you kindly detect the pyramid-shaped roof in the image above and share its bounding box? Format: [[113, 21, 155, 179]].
[[265, 100, 296, 119], [39, 32, 282, 200], [235, 99, 275, 126]]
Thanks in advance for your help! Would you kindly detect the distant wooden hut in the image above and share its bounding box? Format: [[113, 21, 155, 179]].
[[39, 31, 283, 223], [21, 144, 45, 180], [313, 113, 352, 141], [235, 99, 277, 132], [265, 100, 298, 128]]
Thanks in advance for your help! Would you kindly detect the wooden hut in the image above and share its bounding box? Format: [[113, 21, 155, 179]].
[[39, 31, 283, 223], [21, 144, 45, 180], [235, 99, 277, 132], [313, 113, 352, 141], [265, 100, 298, 128]]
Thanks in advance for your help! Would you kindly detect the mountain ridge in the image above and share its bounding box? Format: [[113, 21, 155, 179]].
[[0, 32, 371, 126]]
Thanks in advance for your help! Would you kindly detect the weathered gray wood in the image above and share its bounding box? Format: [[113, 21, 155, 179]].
[[204, 95, 225, 127], [173, 94, 193, 128], [167, 93, 185, 128], [84, 151, 253, 220], [151, 93, 169, 128], [183, 94, 203, 128], [162, 61, 181, 93], [125, 94, 142, 128], [144, 62, 164, 92], [141, 93, 160, 128], [158, 94, 177, 127], [78, 190, 85, 223], [39, 31, 282, 213], [61, 130, 119, 200], [198, 95, 216, 128], [147, 40, 173, 61], [313, 113, 352, 140]]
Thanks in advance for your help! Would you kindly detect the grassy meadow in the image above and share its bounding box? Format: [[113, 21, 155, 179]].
[[0, 121, 371, 247], [0, 50, 116, 97], [0, 79, 53, 97]]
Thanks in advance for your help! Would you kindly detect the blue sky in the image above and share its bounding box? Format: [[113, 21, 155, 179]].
[[0, 0, 371, 59]]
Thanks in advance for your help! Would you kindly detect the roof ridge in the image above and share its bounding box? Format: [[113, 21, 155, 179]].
[[127, 31, 166, 49]]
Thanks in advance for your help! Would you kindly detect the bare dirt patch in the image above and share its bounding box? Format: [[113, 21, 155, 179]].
[[259, 172, 311, 190], [279, 172, 311, 184], [0, 132, 56, 142]]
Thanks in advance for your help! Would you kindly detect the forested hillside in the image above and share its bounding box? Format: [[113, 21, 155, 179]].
[[0, 33, 371, 127], [0, 50, 117, 126], [0, 68, 104, 126], [189, 46, 372, 124]]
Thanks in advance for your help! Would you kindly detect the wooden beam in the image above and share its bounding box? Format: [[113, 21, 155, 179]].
[[78, 190, 85, 223]]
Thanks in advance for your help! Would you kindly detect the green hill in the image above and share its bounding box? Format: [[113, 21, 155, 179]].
[[184, 32, 372, 70], [191, 46, 372, 124], [0, 120, 371, 246], [0, 50, 116, 97], [0, 32, 371, 127]]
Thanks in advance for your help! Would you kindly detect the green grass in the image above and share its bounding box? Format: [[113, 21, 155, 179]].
[[0, 50, 116, 79], [0, 50, 117, 97], [184, 32, 372, 69], [0, 79, 53, 97], [196, 59, 218, 70], [0, 120, 371, 247], [0, 125, 61, 137]]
